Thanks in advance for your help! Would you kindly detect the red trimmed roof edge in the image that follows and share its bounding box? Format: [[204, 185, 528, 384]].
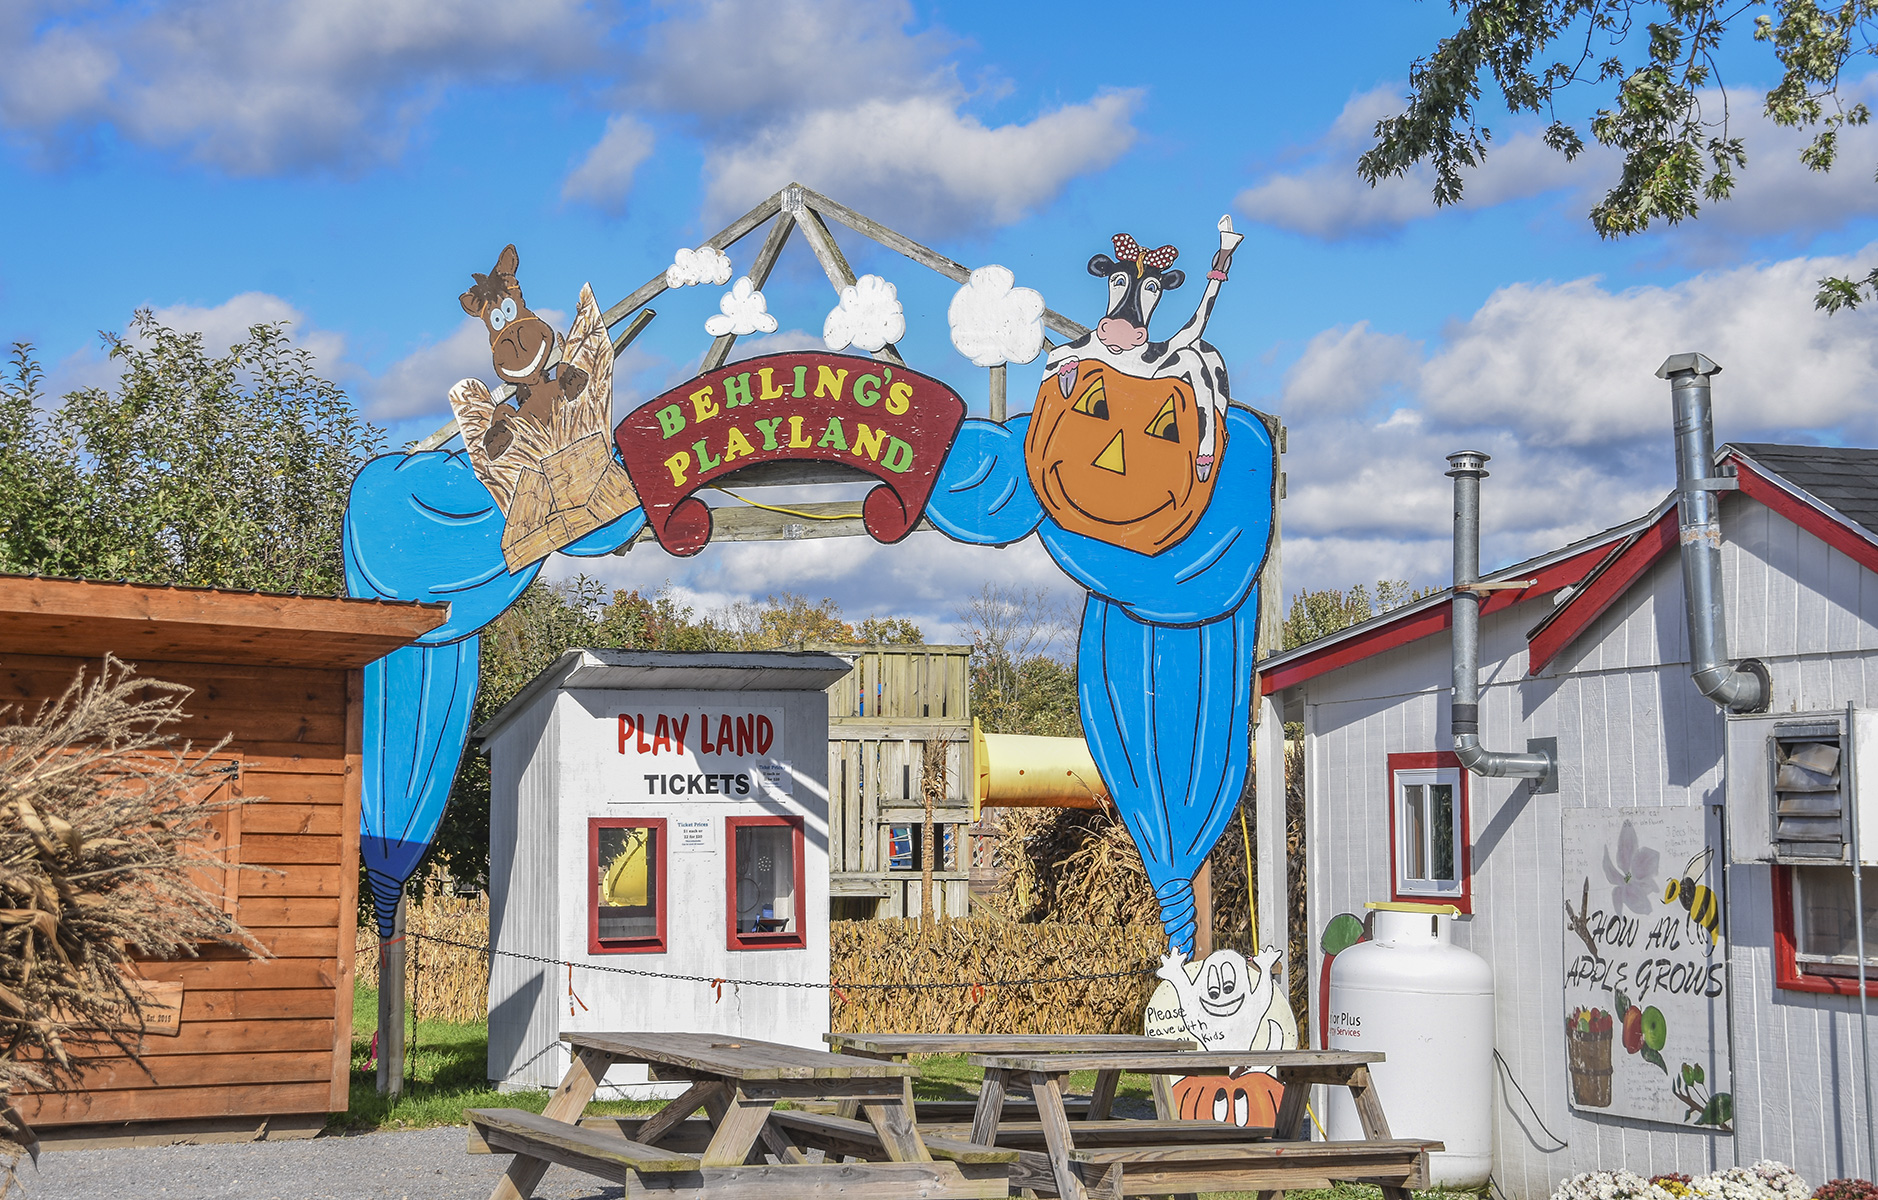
[[1525, 506, 1678, 675], [1258, 537, 1623, 695]]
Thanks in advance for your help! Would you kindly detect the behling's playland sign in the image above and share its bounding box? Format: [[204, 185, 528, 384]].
[[614, 351, 964, 556]]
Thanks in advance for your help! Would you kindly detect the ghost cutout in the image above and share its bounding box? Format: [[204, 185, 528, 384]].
[[1148, 947, 1299, 1128]]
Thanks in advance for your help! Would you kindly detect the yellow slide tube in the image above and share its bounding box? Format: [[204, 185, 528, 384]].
[[972, 719, 1107, 819]]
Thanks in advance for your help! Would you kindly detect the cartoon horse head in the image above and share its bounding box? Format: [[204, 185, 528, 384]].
[[458, 244, 588, 459]]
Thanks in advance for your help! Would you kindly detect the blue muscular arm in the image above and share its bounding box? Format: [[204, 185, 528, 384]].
[[924, 417, 1046, 546]]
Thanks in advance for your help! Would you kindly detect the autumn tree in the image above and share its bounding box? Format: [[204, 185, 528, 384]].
[[1363, 1, 1878, 309]]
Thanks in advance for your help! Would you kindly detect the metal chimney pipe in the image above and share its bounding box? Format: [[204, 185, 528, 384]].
[[1656, 353, 1768, 714], [1448, 450, 1554, 784]]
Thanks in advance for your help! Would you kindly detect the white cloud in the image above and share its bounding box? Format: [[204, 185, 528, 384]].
[[703, 90, 1140, 231], [0, 0, 606, 174], [366, 318, 495, 420], [823, 274, 905, 353], [626, 0, 948, 128], [562, 115, 656, 213], [664, 244, 734, 288], [151, 292, 349, 369], [1236, 85, 1606, 239], [1271, 245, 1878, 595], [947, 265, 1045, 367], [705, 277, 779, 337]]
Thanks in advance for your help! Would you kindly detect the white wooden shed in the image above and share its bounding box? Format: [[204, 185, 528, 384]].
[[476, 648, 852, 1095], [1260, 442, 1878, 1196]]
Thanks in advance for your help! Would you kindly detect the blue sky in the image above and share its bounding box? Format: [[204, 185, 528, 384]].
[[4, 0, 1877, 639]]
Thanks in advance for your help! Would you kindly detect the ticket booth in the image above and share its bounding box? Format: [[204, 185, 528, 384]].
[[477, 648, 851, 1095]]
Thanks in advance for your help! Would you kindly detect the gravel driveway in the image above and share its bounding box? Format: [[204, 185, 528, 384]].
[[17, 1125, 617, 1200]]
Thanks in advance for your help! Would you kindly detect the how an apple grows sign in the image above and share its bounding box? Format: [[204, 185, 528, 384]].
[[1561, 806, 1733, 1130]]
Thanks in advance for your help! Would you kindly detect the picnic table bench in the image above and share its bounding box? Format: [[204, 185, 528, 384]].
[[966, 1048, 1441, 1200], [823, 1032, 1195, 1121], [467, 1031, 1012, 1200]]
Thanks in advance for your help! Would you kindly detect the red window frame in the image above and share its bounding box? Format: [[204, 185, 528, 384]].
[[588, 817, 667, 955], [1385, 752, 1473, 914], [1771, 863, 1878, 998], [725, 814, 807, 951]]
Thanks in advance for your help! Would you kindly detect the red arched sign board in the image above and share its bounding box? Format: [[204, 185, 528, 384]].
[[613, 351, 966, 557]]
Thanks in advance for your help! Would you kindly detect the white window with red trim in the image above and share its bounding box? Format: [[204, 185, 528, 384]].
[[1774, 864, 1878, 997], [589, 817, 666, 954], [1387, 753, 1471, 912], [726, 814, 806, 950]]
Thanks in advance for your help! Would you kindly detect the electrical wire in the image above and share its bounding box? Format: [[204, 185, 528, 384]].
[[1493, 1048, 1568, 1151], [709, 486, 861, 522]]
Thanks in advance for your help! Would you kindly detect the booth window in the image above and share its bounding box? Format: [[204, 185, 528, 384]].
[[1386, 752, 1471, 912], [588, 818, 665, 954], [726, 815, 806, 950], [1773, 864, 1878, 997]]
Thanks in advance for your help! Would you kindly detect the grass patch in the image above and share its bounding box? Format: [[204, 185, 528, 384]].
[[332, 980, 658, 1134]]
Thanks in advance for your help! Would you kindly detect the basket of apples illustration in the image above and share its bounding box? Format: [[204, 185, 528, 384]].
[[1566, 1006, 1613, 1107]]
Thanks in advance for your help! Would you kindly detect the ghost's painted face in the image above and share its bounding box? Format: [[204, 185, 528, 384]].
[[1200, 951, 1247, 1017], [1025, 361, 1220, 554]]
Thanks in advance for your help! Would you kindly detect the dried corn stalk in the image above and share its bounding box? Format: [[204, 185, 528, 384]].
[[0, 655, 260, 1188]]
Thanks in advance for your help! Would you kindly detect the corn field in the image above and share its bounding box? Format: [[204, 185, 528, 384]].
[[830, 918, 1164, 1034], [354, 887, 492, 1025]]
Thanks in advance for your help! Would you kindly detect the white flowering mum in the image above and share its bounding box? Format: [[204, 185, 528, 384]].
[[1690, 1162, 1810, 1200], [1552, 1170, 1678, 1200]]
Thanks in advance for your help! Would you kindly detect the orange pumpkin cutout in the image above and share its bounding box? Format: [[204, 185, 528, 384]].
[[1025, 361, 1223, 554], [1170, 1071, 1284, 1128]]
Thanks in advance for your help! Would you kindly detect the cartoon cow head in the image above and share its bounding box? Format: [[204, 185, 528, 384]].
[[1087, 234, 1186, 354], [460, 244, 558, 390]]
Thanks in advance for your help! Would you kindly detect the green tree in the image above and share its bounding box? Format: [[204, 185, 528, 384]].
[[1362, 1, 1878, 310], [0, 313, 382, 591], [1282, 579, 1437, 650], [954, 584, 1081, 737]]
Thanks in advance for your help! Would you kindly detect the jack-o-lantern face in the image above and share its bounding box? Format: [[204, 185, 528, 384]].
[[1025, 361, 1222, 554]]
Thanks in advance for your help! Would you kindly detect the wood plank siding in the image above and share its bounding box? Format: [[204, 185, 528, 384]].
[[820, 646, 974, 919], [1288, 492, 1878, 1195], [0, 576, 440, 1130]]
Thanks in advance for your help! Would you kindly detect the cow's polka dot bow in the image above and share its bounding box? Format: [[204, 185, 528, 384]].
[[1112, 233, 1179, 274]]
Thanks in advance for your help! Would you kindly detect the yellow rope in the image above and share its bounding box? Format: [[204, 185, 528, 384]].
[[1305, 1101, 1328, 1138], [1240, 806, 1258, 951], [710, 486, 862, 522]]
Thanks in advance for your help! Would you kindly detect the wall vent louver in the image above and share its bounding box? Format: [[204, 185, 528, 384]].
[[1770, 719, 1851, 863]]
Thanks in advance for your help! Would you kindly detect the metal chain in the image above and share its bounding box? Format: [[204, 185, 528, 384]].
[[405, 931, 1157, 991]]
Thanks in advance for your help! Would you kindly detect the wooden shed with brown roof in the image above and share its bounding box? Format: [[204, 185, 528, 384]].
[[0, 575, 444, 1142]]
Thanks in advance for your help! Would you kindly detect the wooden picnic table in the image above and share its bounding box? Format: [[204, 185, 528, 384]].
[[964, 1048, 1440, 1200], [823, 1032, 1196, 1122], [468, 1031, 1014, 1200]]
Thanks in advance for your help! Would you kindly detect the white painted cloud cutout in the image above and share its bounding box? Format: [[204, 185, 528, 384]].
[[704, 277, 778, 337], [823, 274, 907, 353], [947, 265, 1046, 367], [666, 245, 732, 288]]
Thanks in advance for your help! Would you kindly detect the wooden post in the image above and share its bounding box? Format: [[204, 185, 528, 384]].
[[921, 744, 936, 926], [989, 364, 1007, 423], [376, 892, 407, 1098], [1193, 861, 1213, 957]]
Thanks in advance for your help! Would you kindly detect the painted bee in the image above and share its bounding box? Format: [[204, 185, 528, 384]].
[[1663, 847, 1720, 940]]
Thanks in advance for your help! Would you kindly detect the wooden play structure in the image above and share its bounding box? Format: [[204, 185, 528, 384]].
[[0, 575, 441, 1143]]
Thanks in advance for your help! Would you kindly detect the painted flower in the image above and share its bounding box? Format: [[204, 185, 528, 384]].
[[1602, 820, 1661, 915]]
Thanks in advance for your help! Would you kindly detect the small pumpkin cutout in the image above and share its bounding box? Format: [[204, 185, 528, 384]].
[[1025, 360, 1222, 554], [1170, 1071, 1283, 1128]]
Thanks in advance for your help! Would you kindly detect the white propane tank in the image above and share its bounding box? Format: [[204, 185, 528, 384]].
[[1325, 902, 1494, 1187]]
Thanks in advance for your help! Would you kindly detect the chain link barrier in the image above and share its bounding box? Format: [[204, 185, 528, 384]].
[[404, 930, 1157, 992]]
